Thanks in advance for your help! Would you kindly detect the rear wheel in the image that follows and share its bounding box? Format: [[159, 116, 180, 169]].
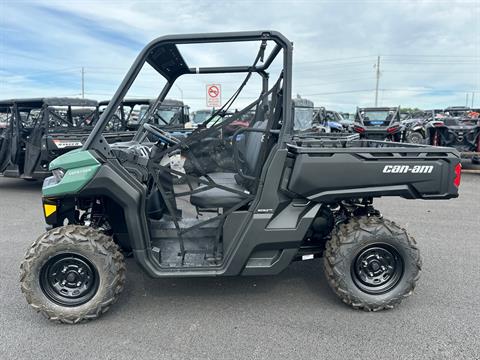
[[406, 131, 424, 144], [323, 216, 421, 311], [20, 225, 126, 323]]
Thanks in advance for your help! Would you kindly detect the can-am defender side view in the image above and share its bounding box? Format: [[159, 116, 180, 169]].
[[353, 106, 404, 141], [20, 31, 461, 323]]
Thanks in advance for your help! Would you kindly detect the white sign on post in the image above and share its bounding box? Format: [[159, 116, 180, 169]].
[[206, 84, 221, 108]]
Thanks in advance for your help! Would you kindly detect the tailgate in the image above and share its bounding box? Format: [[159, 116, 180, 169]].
[[286, 144, 460, 202]]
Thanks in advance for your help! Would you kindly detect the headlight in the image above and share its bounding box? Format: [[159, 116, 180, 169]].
[[51, 168, 65, 182]]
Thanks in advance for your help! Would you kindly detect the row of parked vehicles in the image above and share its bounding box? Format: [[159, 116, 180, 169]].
[[2, 31, 463, 323], [292, 100, 480, 164], [400, 107, 480, 164], [2, 95, 477, 181], [360, 106, 480, 164], [0, 97, 250, 180]]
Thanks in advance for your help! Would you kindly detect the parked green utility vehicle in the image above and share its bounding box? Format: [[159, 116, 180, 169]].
[[20, 31, 461, 323]]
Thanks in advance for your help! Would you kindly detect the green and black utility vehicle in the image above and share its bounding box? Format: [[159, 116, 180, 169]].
[[20, 31, 462, 323]]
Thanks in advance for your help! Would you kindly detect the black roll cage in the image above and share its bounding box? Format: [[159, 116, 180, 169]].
[[355, 106, 401, 124], [98, 98, 152, 131], [82, 31, 293, 155], [2, 98, 99, 131]]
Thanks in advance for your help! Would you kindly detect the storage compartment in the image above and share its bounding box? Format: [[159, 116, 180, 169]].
[[286, 138, 460, 202]]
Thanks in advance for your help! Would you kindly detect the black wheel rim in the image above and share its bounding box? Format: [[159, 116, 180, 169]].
[[40, 253, 99, 307], [351, 244, 404, 295]]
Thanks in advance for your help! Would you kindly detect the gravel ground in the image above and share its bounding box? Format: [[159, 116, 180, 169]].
[[0, 174, 479, 360]]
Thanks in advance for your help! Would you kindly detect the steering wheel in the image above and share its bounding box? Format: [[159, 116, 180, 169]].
[[143, 123, 180, 146]]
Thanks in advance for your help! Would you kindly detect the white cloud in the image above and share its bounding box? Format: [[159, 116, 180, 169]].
[[0, 0, 479, 111]]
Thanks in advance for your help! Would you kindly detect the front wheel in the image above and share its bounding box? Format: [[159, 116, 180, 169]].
[[20, 225, 126, 323], [323, 216, 421, 311]]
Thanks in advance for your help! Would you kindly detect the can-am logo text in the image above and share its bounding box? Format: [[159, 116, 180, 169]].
[[383, 165, 434, 174]]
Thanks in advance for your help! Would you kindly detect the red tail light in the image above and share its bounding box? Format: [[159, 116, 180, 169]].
[[433, 121, 444, 127], [454, 163, 461, 188], [387, 126, 399, 134], [354, 125, 365, 133]]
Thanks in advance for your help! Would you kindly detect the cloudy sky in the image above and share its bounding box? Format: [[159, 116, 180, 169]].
[[0, 0, 479, 112]]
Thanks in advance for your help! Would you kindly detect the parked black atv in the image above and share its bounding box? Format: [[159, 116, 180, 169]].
[[401, 110, 437, 144], [425, 116, 480, 164], [20, 31, 461, 323], [353, 106, 404, 141]]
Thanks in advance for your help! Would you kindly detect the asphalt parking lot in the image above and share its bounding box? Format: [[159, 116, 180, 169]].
[[0, 174, 479, 360]]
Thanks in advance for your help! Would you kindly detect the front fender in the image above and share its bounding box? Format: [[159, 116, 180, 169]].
[[43, 151, 101, 197]]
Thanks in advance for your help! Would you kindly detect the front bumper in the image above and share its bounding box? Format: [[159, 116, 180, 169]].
[[42, 195, 59, 226]]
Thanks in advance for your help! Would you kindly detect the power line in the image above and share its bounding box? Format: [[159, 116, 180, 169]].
[[300, 76, 376, 87], [304, 89, 376, 96], [1, 67, 81, 78], [382, 61, 479, 65], [381, 54, 480, 58], [294, 55, 377, 64], [303, 88, 477, 97], [380, 88, 476, 93], [383, 70, 475, 74]]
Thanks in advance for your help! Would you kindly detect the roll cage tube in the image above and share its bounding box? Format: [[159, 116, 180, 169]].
[[357, 107, 401, 124], [82, 31, 293, 155]]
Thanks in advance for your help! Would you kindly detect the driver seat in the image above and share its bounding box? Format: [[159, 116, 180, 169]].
[[190, 120, 268, 209], [190, 81, 283, 210]]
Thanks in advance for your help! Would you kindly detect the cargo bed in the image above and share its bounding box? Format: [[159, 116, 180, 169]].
[[285, 138, 461, 202]]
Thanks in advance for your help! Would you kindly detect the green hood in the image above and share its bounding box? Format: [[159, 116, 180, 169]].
[[43, 150, 101, 197]]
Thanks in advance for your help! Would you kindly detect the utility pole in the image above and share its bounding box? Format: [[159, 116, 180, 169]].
[[465, 92, 469, 107], [174, 83, 184, 102], [81, 67, 85, 99], [374, 56, 380, 107], [472, 92, 475, 108]]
